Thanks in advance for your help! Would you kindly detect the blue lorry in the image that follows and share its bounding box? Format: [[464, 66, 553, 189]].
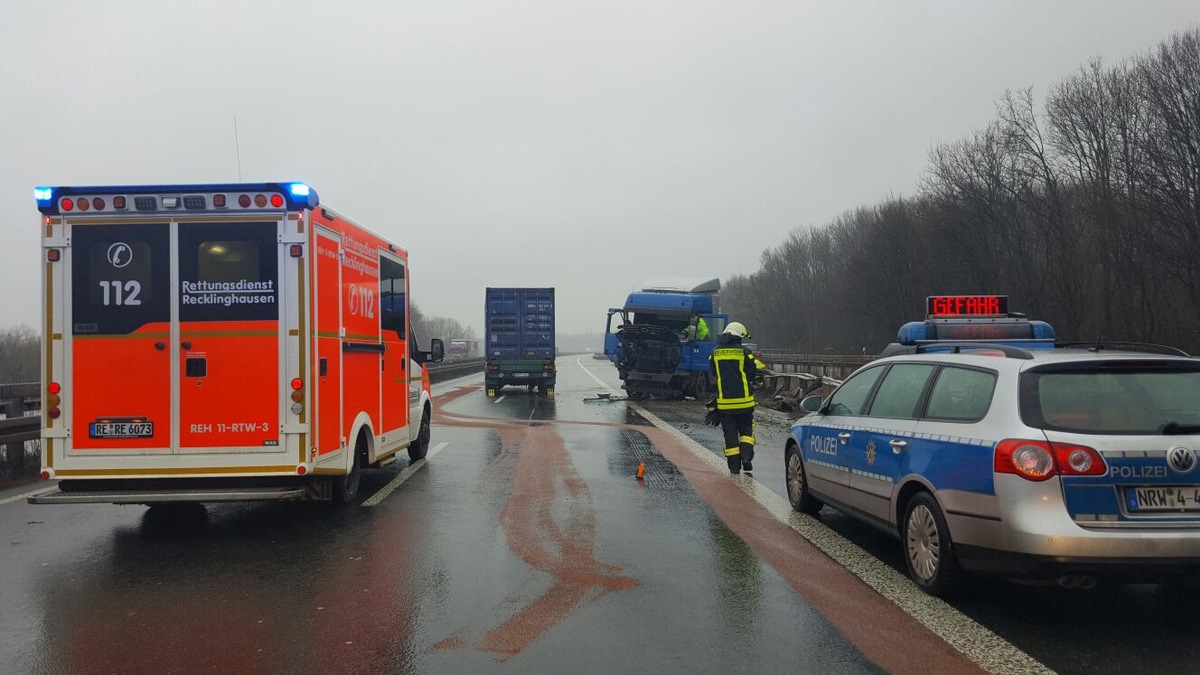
[[604, 277, 729, 398], [485, 287, 556, 398]]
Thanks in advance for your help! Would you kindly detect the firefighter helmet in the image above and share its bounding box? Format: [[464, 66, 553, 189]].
[[722, 322, 750, 339]]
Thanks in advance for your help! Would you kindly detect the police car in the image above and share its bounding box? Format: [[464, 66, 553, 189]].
[[785, 295, 1200, 596]]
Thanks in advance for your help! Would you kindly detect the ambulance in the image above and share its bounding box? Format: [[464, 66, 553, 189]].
[[29, 182, 443, 505]]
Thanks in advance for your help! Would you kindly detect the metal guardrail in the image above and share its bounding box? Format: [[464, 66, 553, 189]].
[[1, 382, 40, 477], [427, 357, 485, 382]]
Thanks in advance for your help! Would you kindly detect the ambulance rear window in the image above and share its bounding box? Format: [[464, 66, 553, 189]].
[[71, 223, 170, 336], [178, 222, 278, 322]]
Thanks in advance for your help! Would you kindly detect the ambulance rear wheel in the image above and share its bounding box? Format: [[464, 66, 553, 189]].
[[334, 434, 365, 505], [409, 408, 431, 461]]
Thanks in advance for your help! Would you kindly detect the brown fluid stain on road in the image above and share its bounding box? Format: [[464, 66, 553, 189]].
[[428, 385, 984, 672], [432, 385, 638, 656]]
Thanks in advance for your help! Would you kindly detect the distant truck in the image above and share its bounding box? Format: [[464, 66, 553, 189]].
[[446, 339, 479, 360], [604, 277, 729, 398], [485, 287, 556, 398]]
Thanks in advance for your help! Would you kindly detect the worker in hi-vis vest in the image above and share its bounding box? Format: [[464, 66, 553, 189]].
[[707, 322, 766, 474]]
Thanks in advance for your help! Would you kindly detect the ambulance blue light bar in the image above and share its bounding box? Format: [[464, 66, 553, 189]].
[[34, 182, 320, 215]]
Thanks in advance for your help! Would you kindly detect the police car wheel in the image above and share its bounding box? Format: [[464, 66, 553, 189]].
[[409, 409, 431, 461], [902, 492, 960, 596], [785, 444, 823, 516]]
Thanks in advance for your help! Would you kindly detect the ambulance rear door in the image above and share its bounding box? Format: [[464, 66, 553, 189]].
[[176, 217, 285, 453]]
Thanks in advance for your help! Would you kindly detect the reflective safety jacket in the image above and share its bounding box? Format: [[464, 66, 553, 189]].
[[709, 342, 764, 410]]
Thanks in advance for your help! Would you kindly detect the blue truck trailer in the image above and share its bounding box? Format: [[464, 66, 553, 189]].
[[485, 287, 556, 398], [604, 277, 728, 398]]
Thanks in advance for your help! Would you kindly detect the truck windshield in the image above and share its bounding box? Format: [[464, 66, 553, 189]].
[[1020, 362, 1200, 434]]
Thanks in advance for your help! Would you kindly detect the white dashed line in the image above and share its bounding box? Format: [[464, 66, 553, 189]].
[[492, 395, 507, 404], [361, 442, 449, 507], [628, 403, 1050, 675]]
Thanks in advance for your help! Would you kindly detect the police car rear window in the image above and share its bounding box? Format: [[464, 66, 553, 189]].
[[1020, 362, 1200, 434]]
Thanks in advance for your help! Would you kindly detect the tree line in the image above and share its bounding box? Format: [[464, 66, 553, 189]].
[[725, 29, 1200, 355]]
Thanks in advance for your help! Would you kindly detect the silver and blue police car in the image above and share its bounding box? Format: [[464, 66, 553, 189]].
[[785, 295, 1200, 596]]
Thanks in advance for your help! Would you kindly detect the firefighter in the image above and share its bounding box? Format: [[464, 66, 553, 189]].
[[707, 321, 766, 474]]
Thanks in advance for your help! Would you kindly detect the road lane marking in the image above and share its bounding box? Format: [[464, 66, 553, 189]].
[[577, 357, 617, 393], [492, 395, 507, 404], [629, 403, 1050, 675], [0, 486, 55, 507], [361, 442, 449, 507]]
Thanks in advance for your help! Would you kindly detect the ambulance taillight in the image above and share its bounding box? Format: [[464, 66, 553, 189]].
[[290, 378, 304, 414], [47, 382, 62, 419]]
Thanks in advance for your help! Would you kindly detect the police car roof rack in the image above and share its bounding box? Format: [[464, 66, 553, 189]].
[[879, 341, 1035, 360], [1056, 341, 1190, 357]]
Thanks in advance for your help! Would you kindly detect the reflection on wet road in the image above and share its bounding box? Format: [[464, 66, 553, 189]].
[[0, 356, 1059, 673]]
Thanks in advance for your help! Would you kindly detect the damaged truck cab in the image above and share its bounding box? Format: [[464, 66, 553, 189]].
[[604, 277, 728, 398]]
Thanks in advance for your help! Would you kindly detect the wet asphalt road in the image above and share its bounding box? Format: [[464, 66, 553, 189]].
[[1, 356, 1195, 674], [1, 358, 889, 675]]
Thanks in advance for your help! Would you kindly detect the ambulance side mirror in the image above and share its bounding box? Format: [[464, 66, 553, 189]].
[[429, 338, 445, 364]]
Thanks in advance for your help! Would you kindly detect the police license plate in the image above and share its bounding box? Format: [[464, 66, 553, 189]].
[[1128, 486, 1200, 511], [89, 421, 154, 439]]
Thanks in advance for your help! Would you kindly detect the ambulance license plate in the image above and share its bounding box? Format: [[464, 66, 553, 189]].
[[89, 421, 154, 439], [1128, 486, 1200, 511]]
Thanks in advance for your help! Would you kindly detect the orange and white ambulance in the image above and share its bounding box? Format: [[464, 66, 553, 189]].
[[30, 182, 443, 505]]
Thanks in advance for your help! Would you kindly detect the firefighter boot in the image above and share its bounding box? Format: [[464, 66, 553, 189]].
[[741, 446, 755, 472], [727, 455, 742, 475]]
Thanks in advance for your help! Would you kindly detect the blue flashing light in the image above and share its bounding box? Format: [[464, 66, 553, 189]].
[[289, 183, 311, 197], [34, 187, 53, 202], [1030, 321, 1057, 341], [896, 321, 933, 344]]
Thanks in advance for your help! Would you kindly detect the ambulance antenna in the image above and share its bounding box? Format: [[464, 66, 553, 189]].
[[233, 115, 243, 182]]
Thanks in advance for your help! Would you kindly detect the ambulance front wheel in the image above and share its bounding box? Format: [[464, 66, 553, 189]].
[[333, 433, 365, 505], [409, 408, 431, 462]]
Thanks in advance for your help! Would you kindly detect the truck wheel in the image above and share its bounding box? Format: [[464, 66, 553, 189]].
[[487, 388, 497, 398], [408, 408, 431, 461], [333, 433, 365, 505], [546, 386, 555, 400], [902, 492, 961, 596]]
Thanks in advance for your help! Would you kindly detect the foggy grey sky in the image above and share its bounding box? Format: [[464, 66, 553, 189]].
[[2, 1, 1197, 337]]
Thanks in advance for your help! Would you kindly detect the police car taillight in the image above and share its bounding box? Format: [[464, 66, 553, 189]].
[[994, 439, 1106, 481]]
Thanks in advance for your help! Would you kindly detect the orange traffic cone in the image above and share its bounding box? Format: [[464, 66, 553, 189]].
[[636, 462, 646, 480]]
